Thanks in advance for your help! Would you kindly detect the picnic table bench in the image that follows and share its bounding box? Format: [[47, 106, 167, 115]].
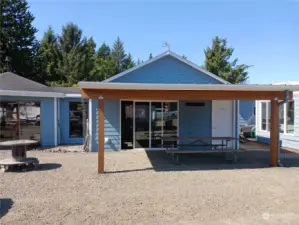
[[162, 137, 240, 163]]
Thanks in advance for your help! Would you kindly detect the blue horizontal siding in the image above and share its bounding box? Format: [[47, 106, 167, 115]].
[[90, 100, 120, 152], [112, 55, 222, 84], [179, 100, 212, 150]]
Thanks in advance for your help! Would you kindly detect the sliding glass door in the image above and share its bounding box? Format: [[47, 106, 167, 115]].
[[135, 102, 150, 148], [151, 102, 162, 148], [121, 101, 178, 149]]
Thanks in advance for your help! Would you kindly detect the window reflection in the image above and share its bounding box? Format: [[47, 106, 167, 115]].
[[0, 101, 40, 142], [162, 102, 178, 147], [69, 102, 88, 138]]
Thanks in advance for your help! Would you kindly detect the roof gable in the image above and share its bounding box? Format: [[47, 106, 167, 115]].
[[0, 72, 47, 91], [104, 51, 229, 84]]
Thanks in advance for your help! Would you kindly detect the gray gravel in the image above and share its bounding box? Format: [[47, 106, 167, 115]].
[[1, 149, 299, 225]]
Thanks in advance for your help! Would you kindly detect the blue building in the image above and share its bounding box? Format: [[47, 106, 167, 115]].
[[256, 82, 298, 150], [0, 72, 86, 147], [1, 51, 297, 161]]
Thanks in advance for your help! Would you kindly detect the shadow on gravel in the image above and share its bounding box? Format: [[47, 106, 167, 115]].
[[103, 150, 299, 174], [145, 150, 299, 172], [38, 163, 62, 171], [0, 198, 13, 218], [5, 163, 62, 172]]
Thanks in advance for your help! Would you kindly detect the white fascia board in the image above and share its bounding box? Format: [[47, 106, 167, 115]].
[[64, 93, 81, 98], [78, 82, 299, 92], [0, 90, 65, 97]]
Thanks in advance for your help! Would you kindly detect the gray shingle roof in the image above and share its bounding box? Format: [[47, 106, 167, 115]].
[[0, 72, 80, 94]]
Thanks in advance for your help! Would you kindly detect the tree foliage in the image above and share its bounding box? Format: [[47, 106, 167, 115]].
[[0, 0, 38, 80], [204, 36, 250, 84]]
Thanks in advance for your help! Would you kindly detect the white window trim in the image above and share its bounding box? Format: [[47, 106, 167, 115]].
[[259, 100, 295, 135], [120, 100, 179, 150]]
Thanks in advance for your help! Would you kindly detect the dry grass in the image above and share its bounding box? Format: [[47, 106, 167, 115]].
[[1, 149, 299, 225]]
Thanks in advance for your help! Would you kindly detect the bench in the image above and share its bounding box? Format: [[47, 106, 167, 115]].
[[162, 137, 240, 164]]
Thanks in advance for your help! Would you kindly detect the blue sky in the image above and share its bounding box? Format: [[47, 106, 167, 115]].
[[28, 0, 298, 84]]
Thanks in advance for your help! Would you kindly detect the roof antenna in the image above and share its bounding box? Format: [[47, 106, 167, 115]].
[[162, 42, 170, 51]]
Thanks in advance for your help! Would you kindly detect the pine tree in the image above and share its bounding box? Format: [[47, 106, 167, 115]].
[[91, 43, 117, 81], [111, 36, 126, 73], [55, 23, 87, 86], [204, 36, 250, 84], [0, 0, 38, 80], [123, 53, 135, 69], [37, 26, 60, 83], [59, 23, 82, 53]]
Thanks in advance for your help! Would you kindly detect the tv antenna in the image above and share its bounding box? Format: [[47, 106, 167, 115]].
[[162, 42, 170, 51]]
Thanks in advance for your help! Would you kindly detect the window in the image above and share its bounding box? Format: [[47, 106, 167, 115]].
[[286, 100, 294, 134], [279, 104, 284, 133], [0, 101, 41, 142], [261, 102, 271, 131], [260, 100, 295, 134], [69, 102, 88, 138]]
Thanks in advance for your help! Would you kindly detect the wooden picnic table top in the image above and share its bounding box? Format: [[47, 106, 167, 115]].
[[0, 140, 38, 147], [162, 137, 239, 141]]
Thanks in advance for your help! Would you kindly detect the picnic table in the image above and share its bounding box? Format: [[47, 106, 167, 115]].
[[0, 140, 39, 171], [162, 136, 240, 163]]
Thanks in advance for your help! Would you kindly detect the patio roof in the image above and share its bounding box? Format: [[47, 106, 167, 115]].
[[79, 82, 299, 92], [78, 81, 299, 173], [79, 82, 299, 101]]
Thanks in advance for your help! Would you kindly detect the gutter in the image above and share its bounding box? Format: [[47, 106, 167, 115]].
[[277, 90, 289, 167]]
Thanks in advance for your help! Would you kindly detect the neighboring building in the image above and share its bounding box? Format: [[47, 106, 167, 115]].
[[256, 82, 298, 149], [0, 72, 87, 147]]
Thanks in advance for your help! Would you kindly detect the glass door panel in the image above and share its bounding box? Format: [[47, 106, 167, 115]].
[[19, 101, 41, 142], [135, 102, 149, 148], [121, 101, 134, 149], [151, 102, 162, 148], [162, 102, 178, 148]]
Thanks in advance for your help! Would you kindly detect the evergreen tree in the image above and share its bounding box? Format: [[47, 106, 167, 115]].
[[204, 36, 250, 84], [55, 23, 89, 86], [91, 44, 117, 81], [59, 23, 82, 53], [111, 36, 126, 73], [97, 43, 110, 58], [37, 26, 60, 83], [0, 0, 38, 80], [123, 53, 135, 69]]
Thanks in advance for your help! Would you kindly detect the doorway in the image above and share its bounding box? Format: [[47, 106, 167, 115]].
[[120, 100, 178, 150]]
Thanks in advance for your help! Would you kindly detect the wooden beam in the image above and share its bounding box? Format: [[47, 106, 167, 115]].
[[98, 99, 104, 173], [82, 89, 293, 101], [270, 100, 279, 167]]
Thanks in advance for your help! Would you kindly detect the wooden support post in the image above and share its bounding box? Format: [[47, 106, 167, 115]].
[[98, 99, 104, 173], [270, 100, 279, 167]]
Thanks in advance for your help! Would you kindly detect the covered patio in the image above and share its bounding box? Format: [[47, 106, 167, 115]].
[[79, 82, 298, 173]]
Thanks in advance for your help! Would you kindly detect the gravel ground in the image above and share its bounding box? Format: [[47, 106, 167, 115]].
[[1, 149, 299, 225]]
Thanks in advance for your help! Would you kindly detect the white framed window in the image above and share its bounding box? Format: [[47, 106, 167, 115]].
[[260, 100, 295, 134], [286, 100, 295, 134], [261, 101, 271, 131]]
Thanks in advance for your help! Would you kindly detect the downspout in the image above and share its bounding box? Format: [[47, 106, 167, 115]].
[[277, 90, 289, 167]]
